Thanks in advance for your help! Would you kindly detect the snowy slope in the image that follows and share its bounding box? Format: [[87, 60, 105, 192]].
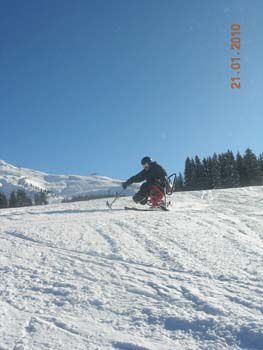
[[0, 160, 134, 201], [0, 187, 263, 349]]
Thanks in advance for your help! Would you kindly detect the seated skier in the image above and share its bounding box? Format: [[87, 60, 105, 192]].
[[122, 156, 170, 206]]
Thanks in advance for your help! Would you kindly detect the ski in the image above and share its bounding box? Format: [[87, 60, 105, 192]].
[[124, 206, 151, 211], [124, 206, 169, 212]]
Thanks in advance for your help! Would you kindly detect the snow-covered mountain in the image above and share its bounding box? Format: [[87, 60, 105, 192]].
[[0, 186, 263, 349], [0, 160, 133, 201]]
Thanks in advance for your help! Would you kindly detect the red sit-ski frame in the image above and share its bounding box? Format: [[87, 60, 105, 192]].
[[148, 185, 165, 207], [147, 174, 176, 208]]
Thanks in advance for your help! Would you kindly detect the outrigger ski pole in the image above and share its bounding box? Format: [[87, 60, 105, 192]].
[[106, 188, 126, 209]]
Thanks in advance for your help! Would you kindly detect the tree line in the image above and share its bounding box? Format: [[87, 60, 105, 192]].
[[0, 189, 48, 209], [62, 192, 117, 203], [173, 148, 263, 191]]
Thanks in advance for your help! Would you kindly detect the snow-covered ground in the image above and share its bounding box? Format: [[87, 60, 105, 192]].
[[0, 160, 135, 201], [0, 187, 263, 350]]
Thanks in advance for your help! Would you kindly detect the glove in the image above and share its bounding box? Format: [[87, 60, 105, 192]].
[[122, 181, 128, 189]]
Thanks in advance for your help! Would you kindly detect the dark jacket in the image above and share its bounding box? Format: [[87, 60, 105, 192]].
[[126, 162, 168, 188]]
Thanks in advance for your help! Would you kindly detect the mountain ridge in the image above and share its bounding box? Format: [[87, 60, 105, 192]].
[[0, 159, 132, 202]]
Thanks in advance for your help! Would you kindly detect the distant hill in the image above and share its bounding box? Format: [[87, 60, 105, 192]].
[[0, 160, 136, 202]]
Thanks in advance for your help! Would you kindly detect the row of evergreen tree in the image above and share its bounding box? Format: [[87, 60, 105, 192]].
[[62, 192, 118, 203], [0, 189, 48, 209], [173, 148, 263, 191]]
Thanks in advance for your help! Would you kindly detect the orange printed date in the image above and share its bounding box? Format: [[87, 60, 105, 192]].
[[230, 24, 241, 89]]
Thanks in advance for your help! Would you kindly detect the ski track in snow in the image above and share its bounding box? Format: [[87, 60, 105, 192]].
[[0, 187, 263, 349]]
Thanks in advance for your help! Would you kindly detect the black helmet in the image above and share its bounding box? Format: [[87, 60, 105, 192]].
[[141, 156, 152, 165]]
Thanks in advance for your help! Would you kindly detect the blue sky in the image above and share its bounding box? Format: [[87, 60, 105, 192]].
[[1, 0, 262, 179]]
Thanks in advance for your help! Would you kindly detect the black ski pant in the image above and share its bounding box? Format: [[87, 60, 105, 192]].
[[133, 182, 150, 204]]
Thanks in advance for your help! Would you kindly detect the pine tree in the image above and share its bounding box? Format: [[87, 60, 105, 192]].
[[172, 174, 178, 192], [258, 153, 263, 186], [205, 156, 214, 189], [40, 191, 48, 205], [229, 151, 240, 187], [257, 153, 263, 185], [177, 172, 184, 191], [184, 157, 193, 190], [16, 189, 26, 207], [194, 156, 208, 190], [236, 152, 246, 186], [16, 189, 32, 207], [34, 193, 41, 205], [190, 158, 197, 189], [258, 153, 263, 169], [0, 192, 8, 208], [34, 191, 48, 205], [218, 153, 227, 187], [9, 191, 17, 207], [221, 151, 240, 188], [243, 148, 260, 185], [258, 153, 263, 168], [173, 173, 184, 192], [211, 153, 222, 188]]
